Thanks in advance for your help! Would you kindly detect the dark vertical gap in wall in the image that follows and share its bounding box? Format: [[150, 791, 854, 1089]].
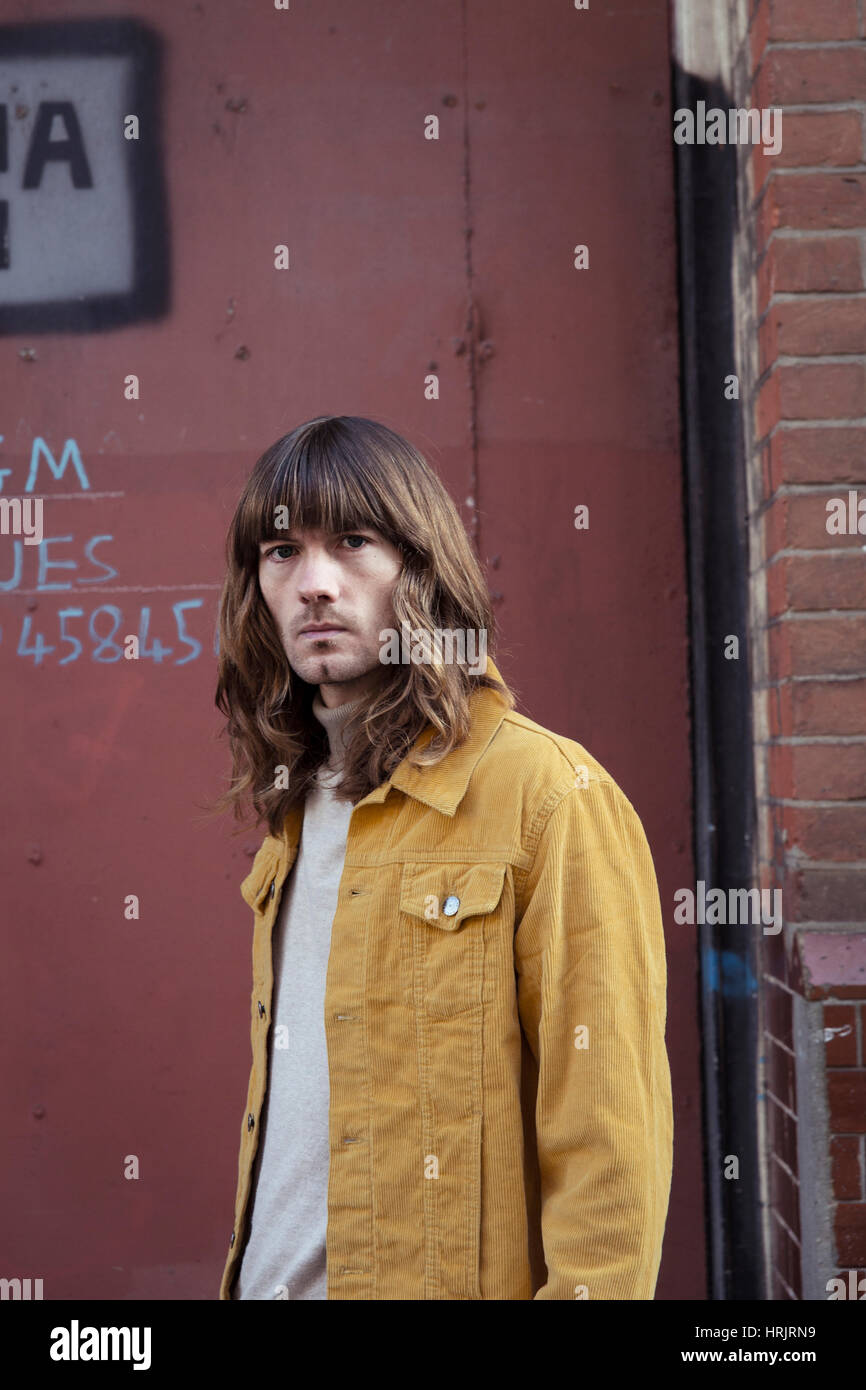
[[671, 64, 764, 1300]]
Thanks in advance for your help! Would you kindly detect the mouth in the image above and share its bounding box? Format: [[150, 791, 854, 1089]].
[[299, 626, 347, 638]]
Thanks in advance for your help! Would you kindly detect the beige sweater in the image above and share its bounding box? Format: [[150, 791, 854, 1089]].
[[233, 691, 365, 1300]]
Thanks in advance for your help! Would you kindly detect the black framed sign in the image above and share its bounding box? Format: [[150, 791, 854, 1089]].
[[0, 17, 169, 333]]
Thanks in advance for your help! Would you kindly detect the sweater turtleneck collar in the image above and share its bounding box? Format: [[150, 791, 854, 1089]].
[[311, 690, 367, 771]]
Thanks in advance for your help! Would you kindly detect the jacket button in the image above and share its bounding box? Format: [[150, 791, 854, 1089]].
[[443, 895, 460, 916], [257, 1001, 266, 1018], [247, 1113, 255, 1131], [269, 880, 276, 898], [230, 1231, 235, 1248]]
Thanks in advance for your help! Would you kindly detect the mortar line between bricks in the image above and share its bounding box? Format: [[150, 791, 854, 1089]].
[[749, 502, 866, 527], [770, 1270, 798, 1299], [764, 796, 866, 807], [767, 414, 866, 425], [764, 605, 866, 615], [755, 165, 866, 177], [765, 227, 866, 236], [770, 856, 866, 871], [763, 734, 866, 743], [760, 485, 866, 497], [763, 973, 797, 994], [768, 1151, 800, 1182], [760, 549, 866, 562], [766, 291, 866, 301], [769, 1209, 803, 1247], [766, 1092, 800, 1123], [755, 674, 866, 685], [761, 39, 866, 50], [768, 101, 866, 113], [768, 919, 866, 928], [767, 352, 866, 363]]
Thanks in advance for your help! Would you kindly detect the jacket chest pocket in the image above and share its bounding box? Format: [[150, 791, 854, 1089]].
[[399, 861, 508, 1018]]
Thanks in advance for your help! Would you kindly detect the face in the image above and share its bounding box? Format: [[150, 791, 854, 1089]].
[[257, 525, 403, 708]]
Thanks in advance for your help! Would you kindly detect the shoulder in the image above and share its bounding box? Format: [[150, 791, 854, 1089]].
[[463, 704, 641, 858], [484, 707, 617, 798]]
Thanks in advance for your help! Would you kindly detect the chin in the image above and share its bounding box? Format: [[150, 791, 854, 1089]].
[[290, 649, 367, 683]]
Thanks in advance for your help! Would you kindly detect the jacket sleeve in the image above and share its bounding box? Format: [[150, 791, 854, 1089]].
[[514, 774, 673, 1300]]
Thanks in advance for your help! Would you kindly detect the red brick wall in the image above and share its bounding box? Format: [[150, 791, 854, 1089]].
[[746, 0, 866, 1299]]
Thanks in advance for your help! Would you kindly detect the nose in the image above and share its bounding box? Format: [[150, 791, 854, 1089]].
[[295, 545, 340, 605]]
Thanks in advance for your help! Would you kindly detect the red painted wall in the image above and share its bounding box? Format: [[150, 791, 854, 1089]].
[[0, 0, 701, 1299]]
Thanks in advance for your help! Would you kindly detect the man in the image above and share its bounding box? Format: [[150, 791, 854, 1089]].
[[215, 414, 673, 1301]]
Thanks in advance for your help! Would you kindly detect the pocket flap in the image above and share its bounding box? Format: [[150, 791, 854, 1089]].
[[399, 862, 507, 931]]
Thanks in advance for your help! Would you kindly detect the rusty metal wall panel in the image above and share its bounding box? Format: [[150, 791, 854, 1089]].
[[0, 0, 700, 1299]]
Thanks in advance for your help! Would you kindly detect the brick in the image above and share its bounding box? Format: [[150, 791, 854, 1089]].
[[788, 867, 866, 921], [756, 370, 782, 441], [772, 1267, 795, 1295], [770, 236, 862, 296], [767, 740, 795, 797], [773, 298, 866, 356], [828, 1267, 866, 1294], [765, 554, 866, 613], [771, 491, 866, 549], [825, 1005, 859, 1065], [761, 438, 776, 500], [767, 1036, 798, 1111], [828, 1072, 866, 1130], [755, 112, 861, 185], [756, 181, 781, 252], [830, 1136, 862, 1197], [750, 0, 771, 70], [770, 1154, 802, 1237], [768, 681, 794, 737], [793, 681, 866, 736], [835, 1203, 866, 1265], [771, 1268, 796, 1298], [765, 978, 795, 1045], [764, 48, 866, 104], [770, 425, 866, 484], [780, 363, 866, 419], [793, 929, 866, 995], [772, 1211, 803, 1296], [773, 173, 866, 231], [768, 1091, 799, 1159], [768, 621, 793, 679], [764, 912, 789, 979], [785, 805, 866, 860], [769, 0, 859, 41], [760, 310, 778, 376], [765, 554, 788, 615], [786, 616, 866, 674], [786, 742, 866, 800]]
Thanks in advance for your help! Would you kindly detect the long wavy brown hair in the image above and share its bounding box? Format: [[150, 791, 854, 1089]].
[[213, 415, 514, 835]]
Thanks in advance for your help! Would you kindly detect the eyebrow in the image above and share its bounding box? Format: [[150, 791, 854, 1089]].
[[257, 527, 378, 548]]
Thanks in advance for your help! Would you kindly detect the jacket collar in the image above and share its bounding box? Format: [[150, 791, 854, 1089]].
[[356, 655, 511, 817], [277, 657, 512, 852]]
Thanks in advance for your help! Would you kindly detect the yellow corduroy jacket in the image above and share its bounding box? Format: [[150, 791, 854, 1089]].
[[219, 658, 673, 1301]]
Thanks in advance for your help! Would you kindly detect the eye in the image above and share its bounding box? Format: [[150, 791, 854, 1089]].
[[342, 534, 370, 550], [263, 543, 295, 561]]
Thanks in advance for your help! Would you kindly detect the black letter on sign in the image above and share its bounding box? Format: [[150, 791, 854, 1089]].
[[22, 102, 93, 189]]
